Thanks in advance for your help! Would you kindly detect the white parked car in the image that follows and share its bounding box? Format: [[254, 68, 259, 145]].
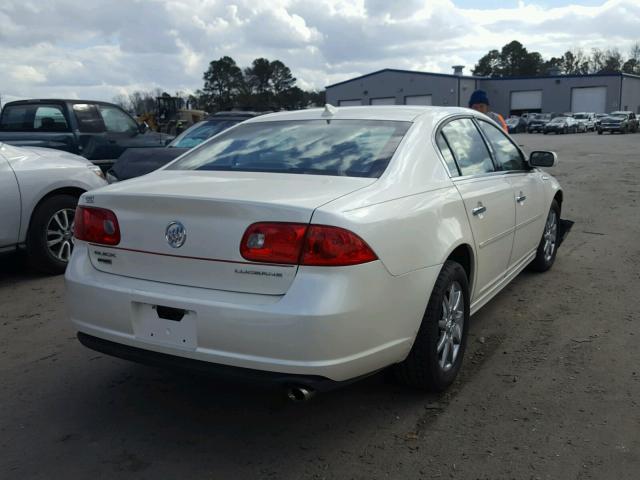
[[0, 143, 107, 273], [65, 106, 564, 396], [573, 112, 596, 132]]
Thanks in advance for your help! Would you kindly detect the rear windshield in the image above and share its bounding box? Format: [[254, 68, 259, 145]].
[[168, 119, 411, 178]]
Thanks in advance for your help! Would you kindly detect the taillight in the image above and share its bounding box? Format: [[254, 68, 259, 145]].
[[240, 223, 377, 266], [301, 225, 377, 266], [74, 206, 120, 245], [240, 222, 307, 264]]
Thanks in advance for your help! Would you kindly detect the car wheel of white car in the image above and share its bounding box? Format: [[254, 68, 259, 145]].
[[27, 194, 79, 274], [528, 200, 560, 273], [395, 260, 470, 392]]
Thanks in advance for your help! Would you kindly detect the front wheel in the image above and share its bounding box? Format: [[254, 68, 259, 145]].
[[528, 200, 560, 272], [395, 260, 470, 391], [26, 194, 79, 274]]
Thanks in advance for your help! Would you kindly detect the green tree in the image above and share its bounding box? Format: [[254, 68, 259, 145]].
[[270, 60, 296, 94], [473, 41, 544, 77], [600, 48, 623, 73], [203, 56, 245, 111], [472, 49, 500, 76]]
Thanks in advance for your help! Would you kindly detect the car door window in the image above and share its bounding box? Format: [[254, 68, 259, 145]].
[[34, 106, 69, 131], [73, 104, 105, 133], [97, 105, 138, 134], [478, 120, 526, 171], [435, 132, 460, 176], [441, 118, 494, 176]]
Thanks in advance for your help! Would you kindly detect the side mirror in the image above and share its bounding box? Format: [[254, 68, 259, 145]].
[[138, 122, 148, 134], [529, 151, 557, 168]]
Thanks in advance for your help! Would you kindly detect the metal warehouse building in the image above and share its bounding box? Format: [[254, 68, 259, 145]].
[[325, 68, 640, 116]]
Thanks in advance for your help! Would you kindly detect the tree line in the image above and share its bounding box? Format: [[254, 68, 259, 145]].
[[113, 56, 325, 115], [473, 40, 640, 77]]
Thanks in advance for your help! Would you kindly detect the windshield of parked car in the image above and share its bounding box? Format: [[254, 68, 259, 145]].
[[549, 117, 566, 124], [609, 114, 626, 120], [168, 119, 411, 178], [573, 113, 588, 119], [506, 118, 519, 126], [169, 119, 242, 148]]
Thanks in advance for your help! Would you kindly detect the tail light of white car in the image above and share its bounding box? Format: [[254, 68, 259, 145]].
[[240, 222, 377, 266], [74, 206, 121, 245]]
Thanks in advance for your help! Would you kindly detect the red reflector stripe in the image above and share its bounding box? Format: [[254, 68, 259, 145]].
[[74, 206, 121, 246]]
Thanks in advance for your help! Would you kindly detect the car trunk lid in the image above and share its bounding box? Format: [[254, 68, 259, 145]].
[[84, 170, 375, 295]]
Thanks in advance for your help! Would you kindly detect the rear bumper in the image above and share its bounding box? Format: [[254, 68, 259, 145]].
[[77, 332, 358, 392], [66, 244, 439, 382]]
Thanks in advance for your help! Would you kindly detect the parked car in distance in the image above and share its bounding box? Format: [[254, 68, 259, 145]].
[[527, 113, 551, 133], [66, 105, 564, 397], [597, 112, 637, 134], [573, 112, 596, 131], [0, 142, 107, 273], [594, 113, 608, 129], [606, 111, 638, 133], [506, 116, 527, 133], [544, 116, 578, 134], [106, 111, 261, 183], [0, 99, 172, 171]]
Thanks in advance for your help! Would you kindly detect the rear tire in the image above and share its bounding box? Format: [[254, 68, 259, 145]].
[[26, 194, 79, 275], [394, 260, 470, 392], [528, 200, 560, 273]]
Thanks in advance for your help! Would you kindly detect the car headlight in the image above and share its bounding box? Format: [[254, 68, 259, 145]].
[[88, 165, 105, 180]]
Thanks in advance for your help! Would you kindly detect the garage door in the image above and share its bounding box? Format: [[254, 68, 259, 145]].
[[404, 95, 432, 106], [370, 97, 396, 105], [571, 87, 607, 113], [338, 99, 361, 107], [511, 90, 542, 110]]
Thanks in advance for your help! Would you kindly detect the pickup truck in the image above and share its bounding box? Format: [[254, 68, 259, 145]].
[[0, 99, 171, 170]]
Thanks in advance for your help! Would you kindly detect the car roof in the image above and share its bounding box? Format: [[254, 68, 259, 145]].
[[3, 98, 121, 107], [244, 105, 475, 124]]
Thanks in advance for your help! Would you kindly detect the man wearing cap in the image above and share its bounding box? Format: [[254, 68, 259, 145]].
[[468, 90, 508, 132]]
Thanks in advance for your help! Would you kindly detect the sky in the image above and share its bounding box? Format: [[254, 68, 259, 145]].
[[0, 0, 638, 104]]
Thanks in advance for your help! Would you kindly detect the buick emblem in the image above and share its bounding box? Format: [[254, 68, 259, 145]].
[[165, 221, 186, 248]]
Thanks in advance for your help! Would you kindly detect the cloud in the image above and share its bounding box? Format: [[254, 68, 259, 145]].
[[0, 0, 638, 104]]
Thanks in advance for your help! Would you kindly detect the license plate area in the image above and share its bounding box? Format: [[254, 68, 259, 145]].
[[132, 302, 197, 350]]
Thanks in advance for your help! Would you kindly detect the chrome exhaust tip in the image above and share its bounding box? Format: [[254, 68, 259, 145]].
[[286, 385, 315, 402]]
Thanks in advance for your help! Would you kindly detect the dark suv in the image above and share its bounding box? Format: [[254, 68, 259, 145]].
[[0, 99, 170, 170], [527, 113, 552, 133]]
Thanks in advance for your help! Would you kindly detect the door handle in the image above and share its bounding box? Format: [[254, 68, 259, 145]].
[[472, 205, 487, 216], [516, 194, 527, 203]]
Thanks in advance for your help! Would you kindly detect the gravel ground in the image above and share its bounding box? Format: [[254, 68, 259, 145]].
[[1, 132, 639, 479]]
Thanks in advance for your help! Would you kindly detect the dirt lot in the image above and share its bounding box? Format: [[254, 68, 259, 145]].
[[1, 132, 639, 480]]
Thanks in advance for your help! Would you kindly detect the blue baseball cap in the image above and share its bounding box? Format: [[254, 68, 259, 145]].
[[469, 90, 489, 107]]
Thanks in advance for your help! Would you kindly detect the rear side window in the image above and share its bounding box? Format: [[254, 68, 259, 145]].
[[168, 120, 411, 178], [478, 121, 526, 171], [0, 104, 68, 132], [435, 132, 460, 176], [441, 119, 494, 176], [73, 104, 105, 133], [97, 105, 138, 133]]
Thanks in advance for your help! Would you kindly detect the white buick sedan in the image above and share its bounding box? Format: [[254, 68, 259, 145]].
[[66, 106, 563, 397]]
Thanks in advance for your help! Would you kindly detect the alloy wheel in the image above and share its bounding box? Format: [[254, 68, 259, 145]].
[[543, 209, 557, 263], [437, 281, 464, 372], [46, 208, 75, 262]]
